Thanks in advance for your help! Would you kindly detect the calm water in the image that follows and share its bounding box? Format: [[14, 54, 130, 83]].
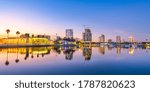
[[0, 46, 150, 75]]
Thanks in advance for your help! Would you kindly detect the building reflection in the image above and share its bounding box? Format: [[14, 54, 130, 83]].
[[53, 46, 61, 55], [0, 46, 78, 65], [116, 47, 121, 55], [108, 47, 113, 51], [99, 46, 105, 55], [146, 45, 150, 49], [0, 46, 149, 66], [129, 47, 134, 55], [83, 47, 92, 61], [0, 47, 52, 65], [63, 47, 75, 60]]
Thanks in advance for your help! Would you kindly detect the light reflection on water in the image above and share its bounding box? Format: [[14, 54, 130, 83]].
[[0, 46, 150, 75]]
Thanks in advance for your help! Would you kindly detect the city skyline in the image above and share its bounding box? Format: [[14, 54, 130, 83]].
[[0, 28, 144, 43], [0, 0, 150, 42]]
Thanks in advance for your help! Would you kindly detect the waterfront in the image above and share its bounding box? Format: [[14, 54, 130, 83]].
[[0, 46, 150, 75]]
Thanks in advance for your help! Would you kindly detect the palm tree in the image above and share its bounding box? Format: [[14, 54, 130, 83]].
[[31, 54, 34, 58], [15, 48, 19, 63], [6, 29, 10, 38], [16, 31, 20, 37], [6, 29, 10, 46], [5, 60, 9, 66], [16, 31, 20, 45], [5, 48, 9, 66]]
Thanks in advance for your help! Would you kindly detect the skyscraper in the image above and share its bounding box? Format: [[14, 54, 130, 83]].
[[66, 29, 73, 39], [83, 29, 92, 42], [116, 36, 121, 43], [129, 36, 134, 43], [99, 34, 105, 43]]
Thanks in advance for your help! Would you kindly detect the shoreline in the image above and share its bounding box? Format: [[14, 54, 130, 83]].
[[0, 43, 149, 48], [0, 44, 78, 48], [0, 44, 53, 48]]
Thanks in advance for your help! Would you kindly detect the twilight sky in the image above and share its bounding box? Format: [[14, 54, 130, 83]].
[[0, 0, 150, 41]]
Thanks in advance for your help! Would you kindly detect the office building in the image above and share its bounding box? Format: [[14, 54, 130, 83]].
[[83, 29, 92, 42], [116, 36, 121, 43], [66, 29, 73, 39], [99, 34, 105, 43]]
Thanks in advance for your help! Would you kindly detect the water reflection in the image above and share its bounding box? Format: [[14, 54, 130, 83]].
[[108, 46, 113, 51], [63, 47, 75, 60], [129, 47, 134, 55], [24, 47, 29, 60], [99, 46, 105, 55], [15, 48, 19, 63], [0, 45, 149, 66], [116, 47, 121, 55], [83, 47, 92, 61], [5, 48, 9, 66]]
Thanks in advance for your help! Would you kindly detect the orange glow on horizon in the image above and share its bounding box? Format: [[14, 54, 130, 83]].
[[0, 13, 64, 38]]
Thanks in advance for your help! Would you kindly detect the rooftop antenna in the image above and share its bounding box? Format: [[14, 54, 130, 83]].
[[83, 25, 92, 29]]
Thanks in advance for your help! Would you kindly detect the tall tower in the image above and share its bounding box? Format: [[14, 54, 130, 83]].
[[99, 34, 105, 43], [66, 29, 73, 39], [83, 29, 92, 42], [116, 36, 121, 43]]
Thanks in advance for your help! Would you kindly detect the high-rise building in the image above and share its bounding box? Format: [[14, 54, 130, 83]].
[[99, 34, 105, 43], [83, 29, 92, 42], [129, 36, 134, 43], [66, 29, 73, 39], [116, 36, 121, 43], [116, 47, 121, 54]]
